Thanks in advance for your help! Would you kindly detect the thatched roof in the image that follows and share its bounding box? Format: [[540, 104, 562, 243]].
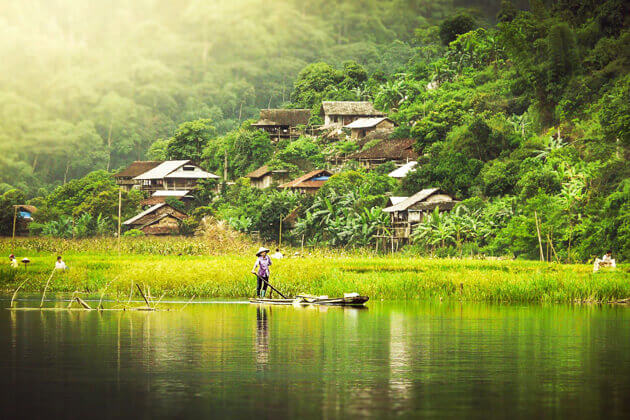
[[245, 165, 290, 179], [349, 138, 417, 160], [140, 197, 167, 206], [383, 188, 457, 213], [279, 169, 332, 190], [252, 109, 311, 127], [320, 101, 384, 116], [14, 205, 37, 213], [115, 161, 162, 178], [246, 165, 271, 179]]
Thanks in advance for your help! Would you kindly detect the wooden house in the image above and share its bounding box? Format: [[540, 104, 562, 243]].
[[123, 203, 188, 235], [132, 160, 219, 193], [383, 188, 459, 240], [279, 169, 332, 194], [348, 138, 418, 170], [251, 109, 311, 141], [344, 117, 395, 139], [319, 101, 384, 128], [114, 161, 162, 192], [245, 165, 291, 189]]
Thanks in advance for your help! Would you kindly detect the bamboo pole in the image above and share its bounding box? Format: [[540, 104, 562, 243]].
[[547, 233, 561, 264], [534, 211, 544, 262], [10, 277, 32, 308], [11, 205, 17, 246], [136, 283, 151, 307], [279, 215, 283, 247], [39, 269, 56, 308], [117, 187, 122, 253]]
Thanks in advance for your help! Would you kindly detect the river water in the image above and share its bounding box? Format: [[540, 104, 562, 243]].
[[1, 297, 630, 419]]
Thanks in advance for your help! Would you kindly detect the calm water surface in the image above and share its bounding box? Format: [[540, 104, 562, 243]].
[[1, 297, 629, 419]]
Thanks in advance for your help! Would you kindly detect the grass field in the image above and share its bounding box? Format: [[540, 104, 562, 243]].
[[1, 238, 629, 303]]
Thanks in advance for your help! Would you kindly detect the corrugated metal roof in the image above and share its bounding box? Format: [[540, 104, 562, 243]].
[[152, 190, 190, 197], [123, 203, 166, 225], [388, 161, 418, 178], [388, 197, 409, 206], [344, 117, 392, 129], [134, 161, 190, 180], [164, 171, 219, 179], [383, 188, 443, 213]]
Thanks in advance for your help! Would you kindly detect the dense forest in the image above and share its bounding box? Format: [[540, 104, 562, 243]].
[[1, 0, 629, 261]]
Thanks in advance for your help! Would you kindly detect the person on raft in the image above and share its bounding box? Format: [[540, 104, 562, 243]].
[[252, 247, 272, 298]]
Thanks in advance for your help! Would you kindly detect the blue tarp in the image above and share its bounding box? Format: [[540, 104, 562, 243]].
[[310, 176, 330, 181], [19, 211, 31, 219]]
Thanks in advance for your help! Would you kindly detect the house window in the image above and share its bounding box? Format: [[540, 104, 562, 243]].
[[183, 166, 195, 171]]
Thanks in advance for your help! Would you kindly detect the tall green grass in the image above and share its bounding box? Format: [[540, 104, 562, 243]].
[[1, 238, 629, 302]]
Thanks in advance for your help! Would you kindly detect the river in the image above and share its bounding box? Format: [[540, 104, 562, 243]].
[[1, 297, 629, 418]]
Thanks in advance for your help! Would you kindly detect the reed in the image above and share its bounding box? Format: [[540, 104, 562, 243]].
[[1, 238, 629, 303]]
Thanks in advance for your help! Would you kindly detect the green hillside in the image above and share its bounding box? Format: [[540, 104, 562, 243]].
[[1, 0, 628, 262]]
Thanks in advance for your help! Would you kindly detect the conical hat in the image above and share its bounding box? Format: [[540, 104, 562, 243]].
[[256, 247, 270, 256]]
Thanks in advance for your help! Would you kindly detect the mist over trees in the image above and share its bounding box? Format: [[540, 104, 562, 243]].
[[0, 0, 505, 192]]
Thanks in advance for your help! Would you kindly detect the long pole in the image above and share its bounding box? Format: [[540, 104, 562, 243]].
[[253, 274, 287, 299], [278, 215, 283, 247], [12, 206, 18, 245], [117, 187, 122, 252], [534, 210, 544, 262]]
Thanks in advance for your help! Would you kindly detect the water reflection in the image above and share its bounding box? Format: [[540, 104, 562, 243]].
[[255, 306, 270, 367], [1, 299, 630, 418]]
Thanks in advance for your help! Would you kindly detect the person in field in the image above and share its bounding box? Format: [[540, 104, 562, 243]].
[[271, 248, 284, 259], [593, 250, 616, 272], [9, 254, 18, 268], [55, 256, 68, 270], [252, 247, 272, 298]]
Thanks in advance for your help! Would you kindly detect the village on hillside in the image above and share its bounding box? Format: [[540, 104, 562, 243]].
[[111, 101, 456, 241]]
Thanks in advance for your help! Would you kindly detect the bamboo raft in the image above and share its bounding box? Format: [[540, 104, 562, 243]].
[[249, 295, 369, 307]]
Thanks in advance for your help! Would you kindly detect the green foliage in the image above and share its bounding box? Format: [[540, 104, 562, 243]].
[[123, 229, 145, 238], [294, 191, 390, 247], [439, 14, 476, 45], [275, 137, 324, 170], [598, 74, 630, 147], [547, 23, 578, 86], [165, 197, 186, 212], [166, 119, 216, 163], [401, 142, 483, 199], [204, 122, 273, 179]]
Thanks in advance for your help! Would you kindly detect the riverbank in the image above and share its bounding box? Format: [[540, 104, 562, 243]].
[[1, 238, 629, 303]]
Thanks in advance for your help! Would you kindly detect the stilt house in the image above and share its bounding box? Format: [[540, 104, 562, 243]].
[[123, 203, 187, 235], [251, 109, 311, 141], [319, 101, 384, 129], [245, 165, 291, 189], [383, 188, 459, 240], [348, 138, 418, 170], [279, 169, 332, 194]]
